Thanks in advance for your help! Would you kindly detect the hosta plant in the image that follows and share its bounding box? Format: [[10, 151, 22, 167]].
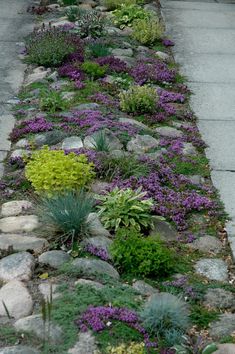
[[112, 4, 150, 29], [97, 187, 153, 231], [119, 85, 157, 114], [132, 17, 164, 46], [25, 147, 95, 195]]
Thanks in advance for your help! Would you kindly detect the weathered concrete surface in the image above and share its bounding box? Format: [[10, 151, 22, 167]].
[[0, 1, 33, 154], [161, 0, 235, 259]]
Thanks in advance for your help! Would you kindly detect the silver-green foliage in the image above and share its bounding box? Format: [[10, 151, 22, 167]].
[[97, 187, 153, 231], [119, 85, 158, 114]]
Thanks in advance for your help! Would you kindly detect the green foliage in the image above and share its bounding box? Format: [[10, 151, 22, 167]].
[[103, 0, 142, 10], [141, 293, 189, 346], [170, 155, 210, 177], [97, 187, 153, 232], [81, 61, 107, 80], [25, 147, 95, 195], [98, 154, 149, 181], [92, 131, 110, 152], [60, 0, 78, 5], [39, 190, 94, 242], [190, 305, 219, 329], [76, 11, 106, 38], [106, 341, 146, 353], [87, 42, 111, 58], [39, 90, 68, 113], [111, 228, 176, 277], [65, 6, 80, 22], [112, 4, 150, 29], [119, 85, 157, 114], [132, 17, 164, 46], [26, 27, 77, 67]]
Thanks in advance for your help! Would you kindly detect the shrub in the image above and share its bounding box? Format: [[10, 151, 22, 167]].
[[103, 0, 141, 10], [87, 42, 111, 58], [119, 85, 157, 114], [111, 228, 176, 277], [76, 11, 106, 38], [132, 17, 164, 46], [106, 342, 145, 354], [39, 190, 94, 242], [26, 26, 80, 67], [25, 147, 95, 194], [112, 4, 150, 29], [140, 293, 190, 346], [65, 6, 80, 22], [81, 61, 107, 79], [97, 187, 153, 232], [39, 90, 68, 113]]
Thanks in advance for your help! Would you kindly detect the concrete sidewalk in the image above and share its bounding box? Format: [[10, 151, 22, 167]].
[[161, 0, 235, 257], [0, 1, 33, 170]]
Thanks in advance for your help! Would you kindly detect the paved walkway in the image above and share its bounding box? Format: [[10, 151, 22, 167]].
[[161, 0, 235, 257], [0, 0, 32, 174]]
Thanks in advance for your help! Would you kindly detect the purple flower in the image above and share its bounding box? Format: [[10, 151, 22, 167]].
[[162, 38, 175, 47], [84, 244, 110, 261], [96, 56, 128, 73], [10, 116, 53, 142]]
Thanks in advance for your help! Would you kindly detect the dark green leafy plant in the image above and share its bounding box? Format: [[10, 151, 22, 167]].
[[81, 61, 107, 80], [111, 228, 176, 277], [112, 4, 150, 29], [76, 11, 106, 38], [97, 187, 154, 232], [141, 293, 190, 346], [39, 190, 95, 242], [65, 6, 80, 22], [26, 26, 79, 67], [39, 90, 69, 113]]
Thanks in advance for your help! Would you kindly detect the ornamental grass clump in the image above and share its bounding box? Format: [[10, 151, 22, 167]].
[[132, 17, 164, 46], [111, 228, 176, 277], [97, 187, 153, 232], [26, 26, 80, 67], [25, 147, 95, 195], [140, 293, 190, 346], [119, 85, 157, 114], [39, 190, 94, 242]]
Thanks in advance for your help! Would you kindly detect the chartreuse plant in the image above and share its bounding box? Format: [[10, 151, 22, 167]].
[[119, 85, 157, 114], [81, 61, 107, 80], [39, 90, 69, 113], [97, 187, 153, 232], [39, 190, 94, 242], [141, 293, 190, 346], [132, 17, 164, 46], [111, 228, 176, 277], [112, 4, 150, 29], [103, 0, 143, 11], [25, 147, 95, 195], [106, 342, 145, 353]]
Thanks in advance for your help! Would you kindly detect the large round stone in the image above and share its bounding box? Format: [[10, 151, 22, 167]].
[[0, 215, 39, 233], [1, 200, 32, 217], [0, 252, 35, 282], [71, 258, 119, 279], [209, 313, 235, 339], [194, 258, 228, 281], [38, 250, 71, 269]]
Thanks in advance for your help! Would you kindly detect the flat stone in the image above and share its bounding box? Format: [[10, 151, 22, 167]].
[[75, 279, 104, 290], [61, 91, 75, 101], [1, 200, 33, 217], [62, 136, 83, 150], [33, 130, 67, 147], [50, 80, 68, 90], [25, 67, 51, 86], [155, 126, 183, 138], [187, 235, 223, 254], [111, 48, 133, 57], [81, 236, 113, 259], [0, 215, 39, 233], [0, 233, 48, 253], [84, 130, 123, 151], [38, 250, 71, 269], [113, 56, 135, 68], [0, 346, 40, 354], [150, 216, 178, 242], [0, 280, 33, 319], [68, 331, 98, 354], [90, 181, 110, 194], [38, 282, 60, 300], [127, 134, 159, 154], [132, 280, 159, 296], [182, 142, 197, 155], [203, 288, 235, 310], [52, 19, 73, 27], [155, 51, 170, 61], [0, 151, 7, 162], [214, 344, 235, 354], [0, 252, 35, 282], [10, 149, 30, 160], [209, 313, 235, 339], [87, 213, 111, 238], [75, 103, 99, 111], [0, 163, 4, 178], [0, 114, 15, 151], [119, 117, 149, 130], [15, 139, 29, 148], [14, 314, 63, 344], [71, 258, 119, 279], [194, 258, 228, 281]]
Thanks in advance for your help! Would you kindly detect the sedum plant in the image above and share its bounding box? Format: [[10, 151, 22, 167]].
[[119, 85, 157, 114], [25, 147, 95, 195], [132, 17, 164, 46], [111, 228, 176, 277], [97, 187, 153, 231], [112, 4, 150, 29], [140, 293, 190, 346], [39, 190, 94, 242]]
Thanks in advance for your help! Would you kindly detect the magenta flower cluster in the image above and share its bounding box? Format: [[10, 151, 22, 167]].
[[76, 305, 158, 349], [163, 276, 196, 299], [10, 116, 53, 142], [96, 56, 128, 73], [84, 244, 110, 261]]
